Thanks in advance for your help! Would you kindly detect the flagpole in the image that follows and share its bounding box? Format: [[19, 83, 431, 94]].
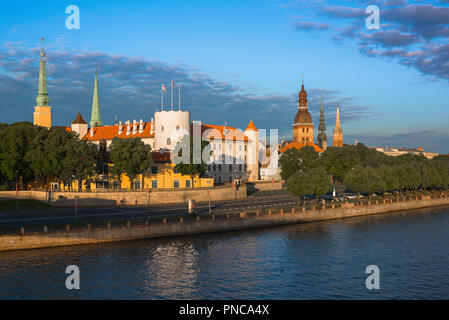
[[171, 80, 173, 111], [179, 82, 181, 111], [161, 85, 163, 111]]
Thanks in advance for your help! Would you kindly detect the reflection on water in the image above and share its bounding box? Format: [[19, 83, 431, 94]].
[[0, 206, 448, 299]]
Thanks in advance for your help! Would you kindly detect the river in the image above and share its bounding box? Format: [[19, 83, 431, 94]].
[[0, 205, 448, 299]]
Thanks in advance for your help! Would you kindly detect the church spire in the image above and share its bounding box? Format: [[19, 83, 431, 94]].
[[317, 96, 327, 150], [36, 38, 49, 106], [90, 68, 103, 127], [336, 104, 341, 129], [333, 104, 343, 147]]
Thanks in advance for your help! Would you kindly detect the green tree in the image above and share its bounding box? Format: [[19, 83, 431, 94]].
[[173, 135, 211, 185], [0, 122, 39, 188], [365, 166, 386, 194], [286, 166, 331, 205], [308, 167, 333, 199], [377, 165, 400, 192], [286, 170, 313, 206], [344, 165, 369, 194], [60, 138, 97, 190], [279, 148, 302, 180], [321, 145, 361, 182], [110, 137, 153, 190]]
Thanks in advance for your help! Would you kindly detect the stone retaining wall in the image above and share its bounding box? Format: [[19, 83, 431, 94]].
[[1, 194, 448, 252], [0, 185, 247, 206]]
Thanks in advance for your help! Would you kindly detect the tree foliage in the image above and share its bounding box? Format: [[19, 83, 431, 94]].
[[282, 142, 449, 197], [173, 135, 211, 178], [109, 137, 153, 189]]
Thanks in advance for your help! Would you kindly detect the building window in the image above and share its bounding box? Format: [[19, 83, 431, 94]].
[[176, 125, 180, 131], [239, 145, 242, 151], [152, 180, 158, 189], [161, 126, 164, 131], [113, 181, 120, 190], [151, 166, 158, 174], [167, 138, 171, 145], [245, 146, 247, 151], [219, 165, 222, 171], [239, 164, 242, 171], [186, 180, 191, 188], [213, 144, 216, 150], [229, 144, 232, 151], [174, 180, 180, 188], [229, 164, 232, 171], [213, 165, 216, 171], [134, 180, 141, 189]]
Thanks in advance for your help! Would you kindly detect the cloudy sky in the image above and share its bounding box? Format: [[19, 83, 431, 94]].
[[0, 0, 448, 152]]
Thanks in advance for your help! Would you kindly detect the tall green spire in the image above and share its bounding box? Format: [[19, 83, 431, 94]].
[[36, 38, 49, 106], [90, 68, 103, 127]]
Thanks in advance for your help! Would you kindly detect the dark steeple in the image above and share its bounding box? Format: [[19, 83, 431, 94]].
[[317, 96, 327, 150]]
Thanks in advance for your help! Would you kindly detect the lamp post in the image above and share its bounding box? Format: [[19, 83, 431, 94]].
[[15, 170, 18, 211]]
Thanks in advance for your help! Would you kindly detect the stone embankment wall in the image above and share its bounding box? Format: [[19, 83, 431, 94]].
[[1, 194, 448, 252], [0, 184, 247, 206]]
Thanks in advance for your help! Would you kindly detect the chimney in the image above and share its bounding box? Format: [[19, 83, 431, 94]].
[[118, 121, 123, 135], [139, 119, 144, 134], [90, 127, 94, 138], [132, 120, 137, 135], [150, 118, 155, 134], [126, 120, 131, 136]]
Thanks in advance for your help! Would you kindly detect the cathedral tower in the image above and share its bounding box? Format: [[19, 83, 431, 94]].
[[33, 38, 52, 128], [317, 96, 327, 150], [333, 104, 343, 147], [90, 69, 103, 127], [293, 80, 313, 144]]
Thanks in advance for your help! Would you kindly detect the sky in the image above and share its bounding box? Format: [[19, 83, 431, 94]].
[[0, 0, 448, 153]]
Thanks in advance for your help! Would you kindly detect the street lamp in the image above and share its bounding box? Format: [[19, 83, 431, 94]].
[[15, 170, 18, 211]]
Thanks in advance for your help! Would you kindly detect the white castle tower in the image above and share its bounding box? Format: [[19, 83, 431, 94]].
[[244, 120, 259, 181], [154, 110, 190, 150]]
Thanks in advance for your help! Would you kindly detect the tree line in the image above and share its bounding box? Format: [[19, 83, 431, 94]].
[[0, 122, 209, 191], [0, 122, 153, 191], [280, 143, 449, 201]]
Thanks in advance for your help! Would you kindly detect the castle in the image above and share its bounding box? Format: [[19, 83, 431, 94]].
[[32, 44, 279, 188], [32, 43, 343, 189]]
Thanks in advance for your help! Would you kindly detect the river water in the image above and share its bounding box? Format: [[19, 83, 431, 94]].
[[0, 206, 448, 299]]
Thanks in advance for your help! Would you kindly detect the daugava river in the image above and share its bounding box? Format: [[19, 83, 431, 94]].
[[0, 206, 448, 299]]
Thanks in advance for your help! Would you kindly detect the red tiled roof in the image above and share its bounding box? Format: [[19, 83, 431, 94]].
[[152, 151, 172, 163], [245, 120, 258, 132], [83, 122, 154, 141], [196, 124, 249, 142], [280, 141, 323, 153], [72, 112, 87, 125]]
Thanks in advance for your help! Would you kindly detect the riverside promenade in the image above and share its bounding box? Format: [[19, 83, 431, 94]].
[[1, 193, 448, 252]]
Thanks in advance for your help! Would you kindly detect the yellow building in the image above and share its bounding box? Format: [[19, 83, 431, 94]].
[[58, 151, 214, 192]]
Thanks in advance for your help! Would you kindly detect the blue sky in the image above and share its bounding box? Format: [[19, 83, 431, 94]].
[[0, 0, 448, 152]]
